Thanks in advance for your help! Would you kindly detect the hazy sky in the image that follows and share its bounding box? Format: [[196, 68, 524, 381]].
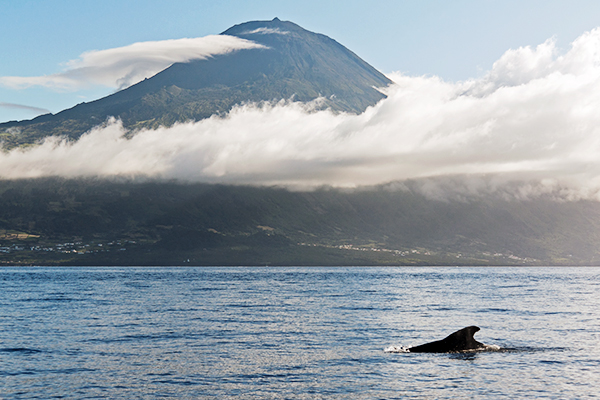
[[3, 0, 600, 122]]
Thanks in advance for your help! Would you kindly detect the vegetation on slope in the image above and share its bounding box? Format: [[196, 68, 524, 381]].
[[1, 178, 599, 265]]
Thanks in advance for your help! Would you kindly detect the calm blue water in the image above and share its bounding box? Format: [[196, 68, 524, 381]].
[[1, 267, 599, 399]]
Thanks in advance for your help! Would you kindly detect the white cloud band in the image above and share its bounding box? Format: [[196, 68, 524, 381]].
[[4, 28, 600, 200]]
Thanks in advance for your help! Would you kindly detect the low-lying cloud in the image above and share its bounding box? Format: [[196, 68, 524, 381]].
[[0, 35, 265, 91], [4, 28, 600, 200]]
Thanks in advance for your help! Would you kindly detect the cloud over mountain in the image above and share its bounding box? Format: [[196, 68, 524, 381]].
[[0, 35, 265, 91], [0, 102, 50, 115], [3, 28, 600, 200]]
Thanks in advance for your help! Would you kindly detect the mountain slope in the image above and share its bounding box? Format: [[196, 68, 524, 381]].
[[1, 18, 392, 148], [2, 178, 600, 266]]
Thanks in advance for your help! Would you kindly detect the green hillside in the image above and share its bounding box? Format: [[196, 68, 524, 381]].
[[1, 178, 599, 266]]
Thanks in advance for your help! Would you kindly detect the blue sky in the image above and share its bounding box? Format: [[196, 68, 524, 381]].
[[2, 0, 600, 123]]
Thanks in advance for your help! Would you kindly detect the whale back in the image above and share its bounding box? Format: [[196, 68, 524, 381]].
[[408, 326, 484, 353]]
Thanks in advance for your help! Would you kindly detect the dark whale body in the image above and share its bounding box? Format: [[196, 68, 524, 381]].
[[409, 326, 487, 353]]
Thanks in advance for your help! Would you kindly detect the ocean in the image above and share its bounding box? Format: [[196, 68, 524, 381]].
[[1, 266, 599, 399]]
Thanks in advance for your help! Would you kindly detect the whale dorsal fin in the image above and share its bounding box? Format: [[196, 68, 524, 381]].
[[409, 326, 484, 353]]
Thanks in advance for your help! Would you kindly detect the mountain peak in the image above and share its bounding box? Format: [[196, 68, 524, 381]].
[[220, 18, 306, 37], [1, 19, 392, 147]]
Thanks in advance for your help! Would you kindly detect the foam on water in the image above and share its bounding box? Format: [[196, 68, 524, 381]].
[[384, 344, 501, 353], [383, 345, 410, 353]]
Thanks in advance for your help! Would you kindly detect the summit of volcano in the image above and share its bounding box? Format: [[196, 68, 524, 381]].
[[1, 18, 391, 147]]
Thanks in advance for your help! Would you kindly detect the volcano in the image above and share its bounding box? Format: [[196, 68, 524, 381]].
[[1, 18, 392, 147]]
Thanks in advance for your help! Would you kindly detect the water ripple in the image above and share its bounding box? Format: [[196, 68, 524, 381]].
[[0, 266, 599, 399]]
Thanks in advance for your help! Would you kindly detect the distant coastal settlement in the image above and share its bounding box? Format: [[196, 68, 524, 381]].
[[0, 239, 135, 255], [1, 227, 541, 266], [298, 242, 539, 264], [0, 224, 135, 262], [0, 230, 143, 265]]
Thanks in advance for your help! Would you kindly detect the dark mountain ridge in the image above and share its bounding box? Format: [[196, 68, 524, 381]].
[[1, 18, 391, 148], [2, 178, 600, 266]]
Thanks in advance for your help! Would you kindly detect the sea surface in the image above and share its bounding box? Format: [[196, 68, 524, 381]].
[[1, 266, 599, 399]]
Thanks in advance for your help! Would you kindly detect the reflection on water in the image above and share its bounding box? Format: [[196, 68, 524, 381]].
[[1, 266, 599, 399]]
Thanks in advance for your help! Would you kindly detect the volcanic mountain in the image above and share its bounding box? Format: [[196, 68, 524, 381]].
[[1, 18, 392, 147]]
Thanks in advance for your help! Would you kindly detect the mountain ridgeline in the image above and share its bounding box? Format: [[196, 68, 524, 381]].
[[0, 18, 391, 147]]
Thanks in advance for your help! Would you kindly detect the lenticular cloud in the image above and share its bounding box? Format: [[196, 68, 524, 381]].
[[0, 35, 265, 90], [4, 28, 600, 199]]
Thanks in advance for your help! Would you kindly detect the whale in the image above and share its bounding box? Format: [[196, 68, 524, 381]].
[[408, 326, 493, 353]]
